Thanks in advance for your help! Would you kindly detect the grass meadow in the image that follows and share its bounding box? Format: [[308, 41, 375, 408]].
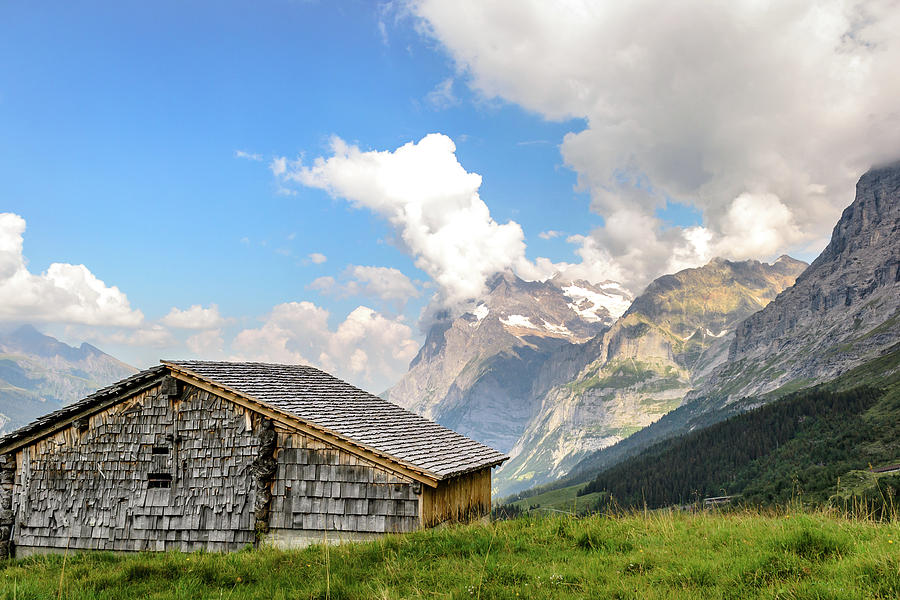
[[0, 509, 897, 599]]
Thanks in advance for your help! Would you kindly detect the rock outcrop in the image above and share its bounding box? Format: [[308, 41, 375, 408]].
[[697, 161, 900, 400]]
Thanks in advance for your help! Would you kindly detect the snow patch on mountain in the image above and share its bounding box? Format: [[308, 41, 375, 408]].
[[541, 320, 573, 336], [472, 304, 489, 321], [562, 284, 632, 323], [500, 314, 537, 329]]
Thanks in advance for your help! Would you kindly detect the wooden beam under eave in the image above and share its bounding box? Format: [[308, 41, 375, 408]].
[[167, 370, 440, 488]]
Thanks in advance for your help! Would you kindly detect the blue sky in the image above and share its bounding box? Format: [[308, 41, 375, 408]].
[[2, 1, 895, 391], [1, 1, 589, 317]]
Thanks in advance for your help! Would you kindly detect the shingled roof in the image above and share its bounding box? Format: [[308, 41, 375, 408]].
[[0, 361, 508, 482], [164, 361, 508, 480]]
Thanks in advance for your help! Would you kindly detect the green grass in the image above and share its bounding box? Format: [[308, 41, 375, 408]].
[[1, 510, 897, 599], [509, 482, 599, 514]]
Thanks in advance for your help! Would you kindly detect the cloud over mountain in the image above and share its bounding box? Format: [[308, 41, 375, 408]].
[[412, 0, 900, 289], [311, 265, 420, 311], [274, 134, 530, 308]]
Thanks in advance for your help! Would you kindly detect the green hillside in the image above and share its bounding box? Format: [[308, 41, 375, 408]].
[[1, 511, 897, 599], [579, 386, 892, 509], [504, 343, 900, 515]]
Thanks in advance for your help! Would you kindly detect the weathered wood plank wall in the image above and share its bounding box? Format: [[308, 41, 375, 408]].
[[421, 468, 491, 528], [6, 374, 495, 554]]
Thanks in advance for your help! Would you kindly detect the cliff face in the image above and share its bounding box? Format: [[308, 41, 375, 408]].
[[493, 257, 807, 497], [699, 162, 900, 400], [385, 273, 630, 453], [0, 325, 138, 433]]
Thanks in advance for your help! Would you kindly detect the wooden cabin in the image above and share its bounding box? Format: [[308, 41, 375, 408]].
[[0, 361, 507, 556]]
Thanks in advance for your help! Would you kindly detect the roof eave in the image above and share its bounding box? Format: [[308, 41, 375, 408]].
[[438, 456, 510, 480]]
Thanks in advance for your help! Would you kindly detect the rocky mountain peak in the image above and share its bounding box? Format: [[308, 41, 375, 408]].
[[2, 324, 102, 362], [798, 160, 900, 283], [624, 256, 806, 332], [494, 256, 807, 497], [699, 162, 899, 399], [387, 271, 628, 453]]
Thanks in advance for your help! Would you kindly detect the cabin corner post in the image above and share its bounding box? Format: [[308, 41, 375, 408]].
[[0, 453, 15, 559], [251, 418, 278, 543]]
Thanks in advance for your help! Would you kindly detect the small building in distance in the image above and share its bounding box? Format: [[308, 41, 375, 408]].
[[0, 361, 508, 556]]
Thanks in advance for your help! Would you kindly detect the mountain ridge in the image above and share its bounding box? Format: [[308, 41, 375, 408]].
[[387, 273, 630, 454], [508, 161, 900, 505], [0, 325, 137, 433], [494, 256, 807, 496], [694, 160, 900, 401]]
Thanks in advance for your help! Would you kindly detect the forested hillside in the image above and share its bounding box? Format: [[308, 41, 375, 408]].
[[577, 345, 900, 511]]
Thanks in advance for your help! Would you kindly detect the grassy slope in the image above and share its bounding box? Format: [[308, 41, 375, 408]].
[[1, 511, 898, 599]]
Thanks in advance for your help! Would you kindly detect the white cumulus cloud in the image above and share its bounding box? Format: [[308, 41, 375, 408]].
[[186, 329, 225, 355], [160, 304, 226, 330], [412, 0, 900, 291], [711, 193, 804, 261], [0, 213, 143, 327], [273, 134, 530, 308], [308, 252, 328, 264], [230, 302, 419, 392]]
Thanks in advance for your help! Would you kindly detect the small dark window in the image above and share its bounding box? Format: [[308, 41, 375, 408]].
[[151, 446, 170, 455], [148, 473, 172, 489]]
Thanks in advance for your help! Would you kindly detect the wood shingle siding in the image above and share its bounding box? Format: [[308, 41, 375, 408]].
[[0, 361, 508, 556], [266, 430, 420, 546], [10, 383, 262, 554]]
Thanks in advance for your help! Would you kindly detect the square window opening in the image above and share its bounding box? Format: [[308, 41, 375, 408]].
[[148, 473, 172, 489], [151, 446, 170, 455]]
